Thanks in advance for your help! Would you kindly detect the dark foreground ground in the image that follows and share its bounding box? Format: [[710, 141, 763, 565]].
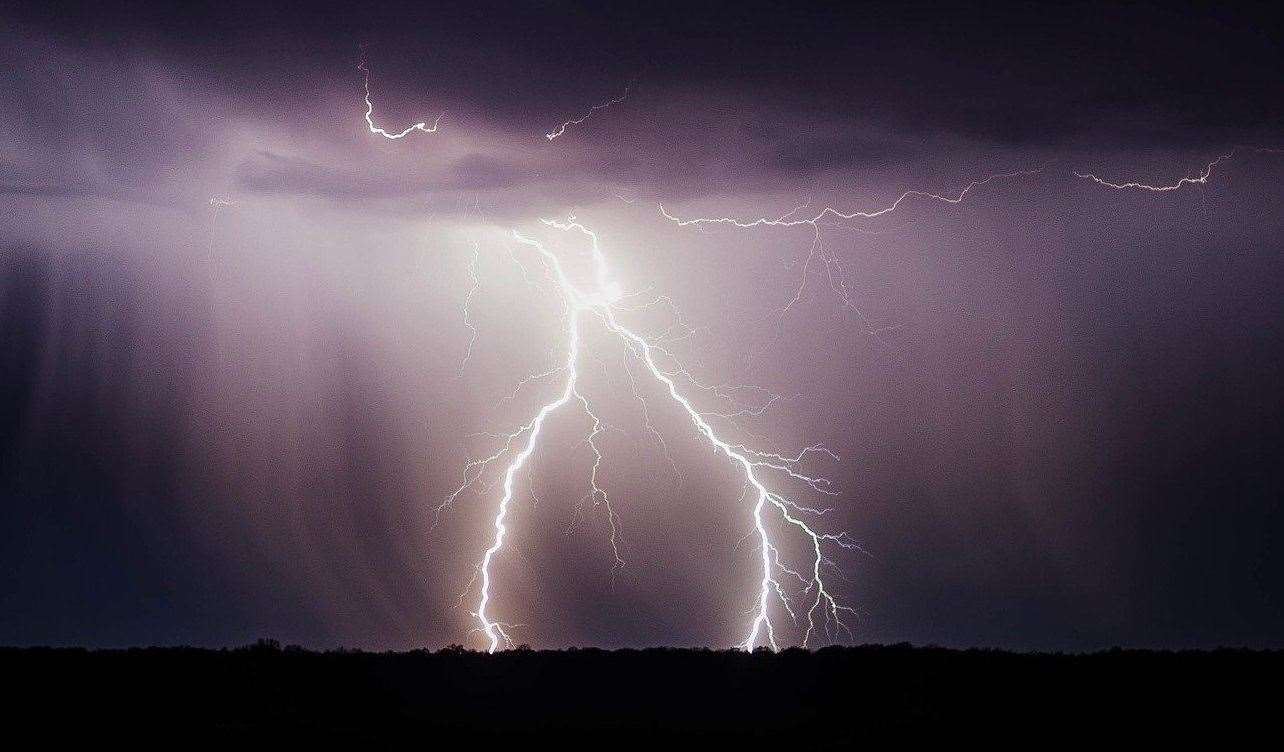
[[5, 642, 1279, 746]]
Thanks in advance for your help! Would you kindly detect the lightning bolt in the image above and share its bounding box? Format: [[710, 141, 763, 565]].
[[358, 57, 442, 139], [453, 217, 855, 653], [459, 241, 482, 372], [354, 63, 1213, 653], [659, 169, 1042, 340], [659, 169, 1042, 229], [1074, 151, 1234, 191], [545, 83, 632, 141], [448, 170, 1064, 651]]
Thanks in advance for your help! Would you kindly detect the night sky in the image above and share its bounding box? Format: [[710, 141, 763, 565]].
[[2, 1, 1282, 651]]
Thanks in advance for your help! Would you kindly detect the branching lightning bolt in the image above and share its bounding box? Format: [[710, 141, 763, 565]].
[[442, 170, 1069, 652], [356, 61, 1279, 654], [447, 216, 855, 653]]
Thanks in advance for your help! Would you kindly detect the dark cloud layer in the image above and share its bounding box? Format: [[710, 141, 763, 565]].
[[9, 1, 1281, 148]]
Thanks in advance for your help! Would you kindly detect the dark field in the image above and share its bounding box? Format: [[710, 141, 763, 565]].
[[5, 642, 1278, 745]]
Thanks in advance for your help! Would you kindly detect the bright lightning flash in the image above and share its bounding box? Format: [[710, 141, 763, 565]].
[[361, 56, 1277, 653], [443, 218, 857, 653]]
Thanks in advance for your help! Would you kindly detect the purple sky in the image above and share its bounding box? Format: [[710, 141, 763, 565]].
[[2, 1, 1282, 650]]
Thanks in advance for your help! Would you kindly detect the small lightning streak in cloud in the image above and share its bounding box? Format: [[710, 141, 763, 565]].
[[358, 57, 442, 139], [659, 169, 1041, 339], [459, 241, 482, 372], [659, 169, 1042, 229], [1074, 151, 1235, 191], [545, 83, 632, 141], [205, 197, 236, 258]]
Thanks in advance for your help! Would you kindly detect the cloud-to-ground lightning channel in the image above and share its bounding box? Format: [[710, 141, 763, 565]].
[[359, 58, 1275, 652], [441, 215, 857, 653], [358, 58, 442, 139]]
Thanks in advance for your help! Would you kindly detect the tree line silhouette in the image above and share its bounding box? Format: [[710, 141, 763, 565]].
[[4, 641, 1277, 744]]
